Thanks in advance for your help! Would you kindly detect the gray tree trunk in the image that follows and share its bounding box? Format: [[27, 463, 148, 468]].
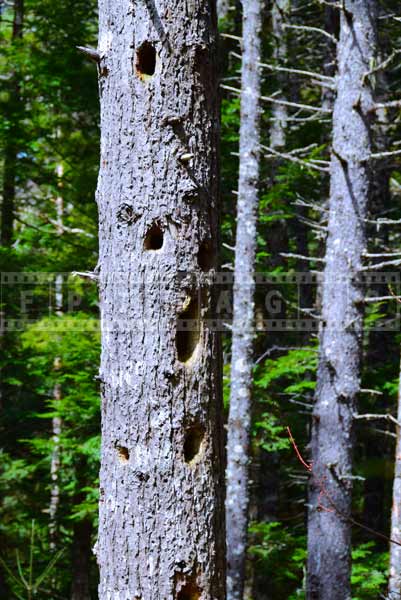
[[49, 165, 64, 552], [389, 356, 401, 599], [307, 2, 377, 599], [225, 0, 262, 598], [217, 0, 230, 20], [96, 1, 225, 599], [270, 0, 289, 150]]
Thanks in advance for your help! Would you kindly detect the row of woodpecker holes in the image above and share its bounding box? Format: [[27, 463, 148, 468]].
[[124, 43, 203, 600], [144, 223, 214, 272], [117, 425, 204, 466]]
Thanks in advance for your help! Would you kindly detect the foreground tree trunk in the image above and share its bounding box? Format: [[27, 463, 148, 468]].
[[96, 1, 225, 598], [225, 0, 262, 598], [389, 356, 401, 599], [307, 2, 377, 599]]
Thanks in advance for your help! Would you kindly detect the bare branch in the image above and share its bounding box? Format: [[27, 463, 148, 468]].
[[76, 46, 100, 63], [261, 144, 329, 172], [363, 50, 401, 81], [283, 23, 337, 44], [371, 148, 401, 159], [354, 413, 400, 427], [280, 252, 326, 263], [362, 258, 401, 270]]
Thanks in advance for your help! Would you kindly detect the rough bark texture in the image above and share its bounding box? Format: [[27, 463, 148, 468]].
[[306, 2, 377, 599], [71, 519, 93, 600], [270, 0, 289, 150], [96, 1, 225, 599], [225, 0, 262, 598], [389, 356, 401, 599]]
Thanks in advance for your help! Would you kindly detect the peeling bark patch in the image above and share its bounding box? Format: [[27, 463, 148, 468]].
[[116, 445, 129, 463], [184, 424, 205, 463], [144, 223, 164, 250], [197, 240, 214, 271], [176, 582, 201, 600], [176, 296, 200, 363], [135, 42, 156, 78]]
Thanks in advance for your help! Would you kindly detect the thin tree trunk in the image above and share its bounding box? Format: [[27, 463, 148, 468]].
[[270, 0, 289, 150], [225, 0, 262, 598], [389, 356, 401, 599], [96, 1, 225, 598], [307, 2, 377, 599], [1, 0, 24, 246], [49, 165, 64, 552], [217, 0, 230, 20], [71, 519, 92, 600], [321, 1, 339, 113]]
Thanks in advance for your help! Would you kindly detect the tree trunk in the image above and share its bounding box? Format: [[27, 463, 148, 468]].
[[269, 0, 289, 150], [1, 0, 24, 246], [389, 356, 401, 599], [71, 519, 93, 600], [49, 165, 64, 552], [306, 2, 377, 599], [217, 0, 230, 20], [96, 1, 225, 599], [225, 0, 262, 598]]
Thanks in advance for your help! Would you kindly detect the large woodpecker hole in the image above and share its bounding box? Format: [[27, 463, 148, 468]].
[[116, 445, 129, 463], [184, 424, 205, 463], [144, 223, 164, 250], [135, 42, 156, 78], [197, 240, 214, 272], [177, 583, 201, 600], [176, 296, 200, 363]]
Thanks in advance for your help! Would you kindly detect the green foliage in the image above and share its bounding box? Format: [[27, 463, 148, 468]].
[[248, 521, 306, 598], [0, 521, 63, 600], [351, 543, 388, 600]]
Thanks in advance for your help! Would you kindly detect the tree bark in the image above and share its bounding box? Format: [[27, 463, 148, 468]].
[[306, 2, 377, 599], [71, 519, 93, 600], [225, 0, 262, 598], [389, 356, 401, 599], [270, 0, 289, 150], [96, 1, 225, 599]]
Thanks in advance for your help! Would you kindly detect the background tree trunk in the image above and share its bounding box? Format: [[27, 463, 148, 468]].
[[70, 519, 93, 600], [226, 0, 262, 598], [1, 0, 24, 246], [389, 356, 401, 599], [96, 1, 225, 598], [269, 0, 289, 150], [307, 2, 377, 599], [217, 0, 230, 21]]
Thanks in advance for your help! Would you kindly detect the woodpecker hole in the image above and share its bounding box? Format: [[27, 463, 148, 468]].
[[176, 296, 200, 363], [135, 42, 156, 78], [117, 445, 129, 463], [198, 240, 214, 271], [144, 223, 164, 250], [177, 583, 201, 600], [184, 424, 205, 463]]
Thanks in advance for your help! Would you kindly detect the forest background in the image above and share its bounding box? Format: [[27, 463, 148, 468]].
[[1, 0, 401, 599]]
